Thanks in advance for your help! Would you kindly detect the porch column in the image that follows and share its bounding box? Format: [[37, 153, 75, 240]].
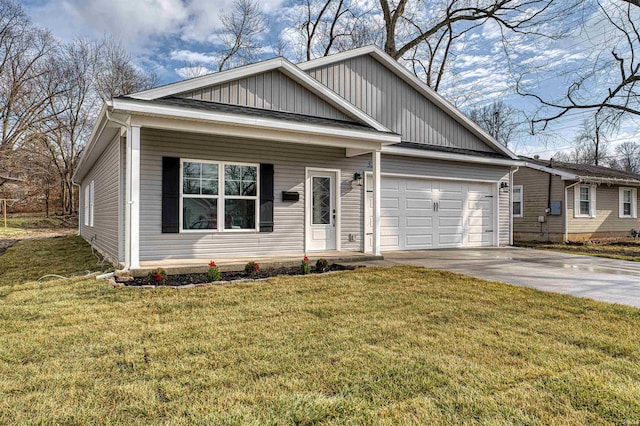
[[372, 150, 381, 256], [125, 125, 141, 269]]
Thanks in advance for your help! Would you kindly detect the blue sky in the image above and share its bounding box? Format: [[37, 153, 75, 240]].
[[19, 0, 639, 158]]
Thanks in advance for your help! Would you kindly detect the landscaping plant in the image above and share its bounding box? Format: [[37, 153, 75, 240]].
[[315, 258, 329, 272], [244, 261, 259, 277], [301, 256, 310, 275], [147, 268, 167, 285], [207, 260, 221, 282]]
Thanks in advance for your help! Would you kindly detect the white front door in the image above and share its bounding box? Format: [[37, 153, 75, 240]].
[[307, 171, 337, 251]]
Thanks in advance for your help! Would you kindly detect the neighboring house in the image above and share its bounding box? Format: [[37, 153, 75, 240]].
[[513, 157, 640, 242], [73, 46, 520, 271]]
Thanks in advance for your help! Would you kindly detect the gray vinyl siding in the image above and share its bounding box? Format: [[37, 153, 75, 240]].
[[307, 54, 494, 153], [513, 167, 565, 241], [139, 128, 370, 261], [381, 154, 510, 246], [80, 135, 121, 263], [177, 69, 352, 121], [567, 184, 640, 236]]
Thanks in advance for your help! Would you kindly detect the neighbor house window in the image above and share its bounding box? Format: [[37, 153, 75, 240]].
[[84, 181, 94, 226], [181, 160, 258, 232], [512, 185, 523, 218], [575, 185, 596, 218], [619, 187, 637, 218]]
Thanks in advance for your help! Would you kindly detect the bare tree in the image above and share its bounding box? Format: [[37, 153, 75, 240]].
[[521, 0, 639, 132], [38, 37, 156, 214], [0, 0, 61, 168], [217, 0, 267, 71], [556, 118, 610, 165], [611, 141, 640, 172], [378, 0, 578, 90], [94, 36, 157, 99], [468, 101, 519, 148]]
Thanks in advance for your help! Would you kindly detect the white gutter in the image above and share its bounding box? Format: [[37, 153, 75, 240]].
[[382, 146, 524, 167], [564, 181, 581, 242]]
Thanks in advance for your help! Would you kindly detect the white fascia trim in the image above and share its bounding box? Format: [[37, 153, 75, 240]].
[[298, 46, 519, 160], [128, 57, 392, 133], [113, 98, 400, 145], [382, 146, 523, 167], [523, 162, 578, 180]]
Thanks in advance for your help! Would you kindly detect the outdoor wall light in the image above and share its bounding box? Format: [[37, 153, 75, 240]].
[[500, 181, 509, 192], [353, 172, 363, 186]]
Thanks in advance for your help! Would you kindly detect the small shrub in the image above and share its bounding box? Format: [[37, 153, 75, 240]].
[[244, 261, 260, 277], [301, 256, 311, 275], [148, 268, 167, 285], [207, 260, 221, 282], [315, 258, 329, 272]]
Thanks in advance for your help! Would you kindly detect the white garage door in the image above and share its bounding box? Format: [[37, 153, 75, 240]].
[[366, 176, 495, 251]]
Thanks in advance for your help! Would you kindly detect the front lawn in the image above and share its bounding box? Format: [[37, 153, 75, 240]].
[[518, 240, 640, 262], [1, 237, 639, 424]]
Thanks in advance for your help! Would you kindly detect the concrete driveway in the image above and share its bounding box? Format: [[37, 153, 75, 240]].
[[355, 248, 640, 308]]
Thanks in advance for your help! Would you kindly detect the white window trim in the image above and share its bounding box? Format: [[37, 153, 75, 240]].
[[512, 185, 523, 218], [84, 184, 90, 226], [619, 187, 637, 219], [179, 159, 260, 233], [89, 180, 94, 227], [574, 184, 596, 218]]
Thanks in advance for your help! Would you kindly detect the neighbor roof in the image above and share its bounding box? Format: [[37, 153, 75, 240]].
[[522, 156, 640, 184]]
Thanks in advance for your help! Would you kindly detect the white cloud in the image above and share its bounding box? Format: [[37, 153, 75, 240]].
[[170, 49, 219, 65], [175, 65, 214, 79]]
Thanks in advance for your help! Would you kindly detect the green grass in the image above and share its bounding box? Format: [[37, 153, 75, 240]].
[[518, 240, 640, 262], [2, 212, 71, 229], [0, 236, 102, 293], [0, 227, 27, 237], [1, 237, 639, 424]]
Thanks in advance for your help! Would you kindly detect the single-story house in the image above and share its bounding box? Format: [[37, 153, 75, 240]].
[[513, 157, 640, 242], [73, 45, 521, 271]]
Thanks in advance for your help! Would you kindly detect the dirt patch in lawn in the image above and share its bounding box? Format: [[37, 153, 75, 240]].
[[126, 264, 362, 287]]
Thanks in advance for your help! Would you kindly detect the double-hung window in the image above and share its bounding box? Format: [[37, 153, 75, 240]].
[[512, 185, 523, 218], [575, 185, 596, 218], [619, 187, 637, 218], [181, 160, 258, 232]]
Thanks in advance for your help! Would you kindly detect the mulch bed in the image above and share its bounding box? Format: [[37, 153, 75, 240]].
[[124, 264, 361, 287]]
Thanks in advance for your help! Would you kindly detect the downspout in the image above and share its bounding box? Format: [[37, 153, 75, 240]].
[[104, 107, 132, 270], [564, 181, 581, 243], [509, 166, 519, 246]]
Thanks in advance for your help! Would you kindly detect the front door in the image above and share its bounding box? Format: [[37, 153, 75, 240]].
[[308, 171, 336, 251]]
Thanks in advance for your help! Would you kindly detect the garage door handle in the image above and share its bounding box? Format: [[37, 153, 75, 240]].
[[485, 230, 493, 233]]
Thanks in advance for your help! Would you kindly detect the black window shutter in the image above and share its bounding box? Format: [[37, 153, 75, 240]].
[[260, 164, 274, 232], [162, 157, 180, 233]]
